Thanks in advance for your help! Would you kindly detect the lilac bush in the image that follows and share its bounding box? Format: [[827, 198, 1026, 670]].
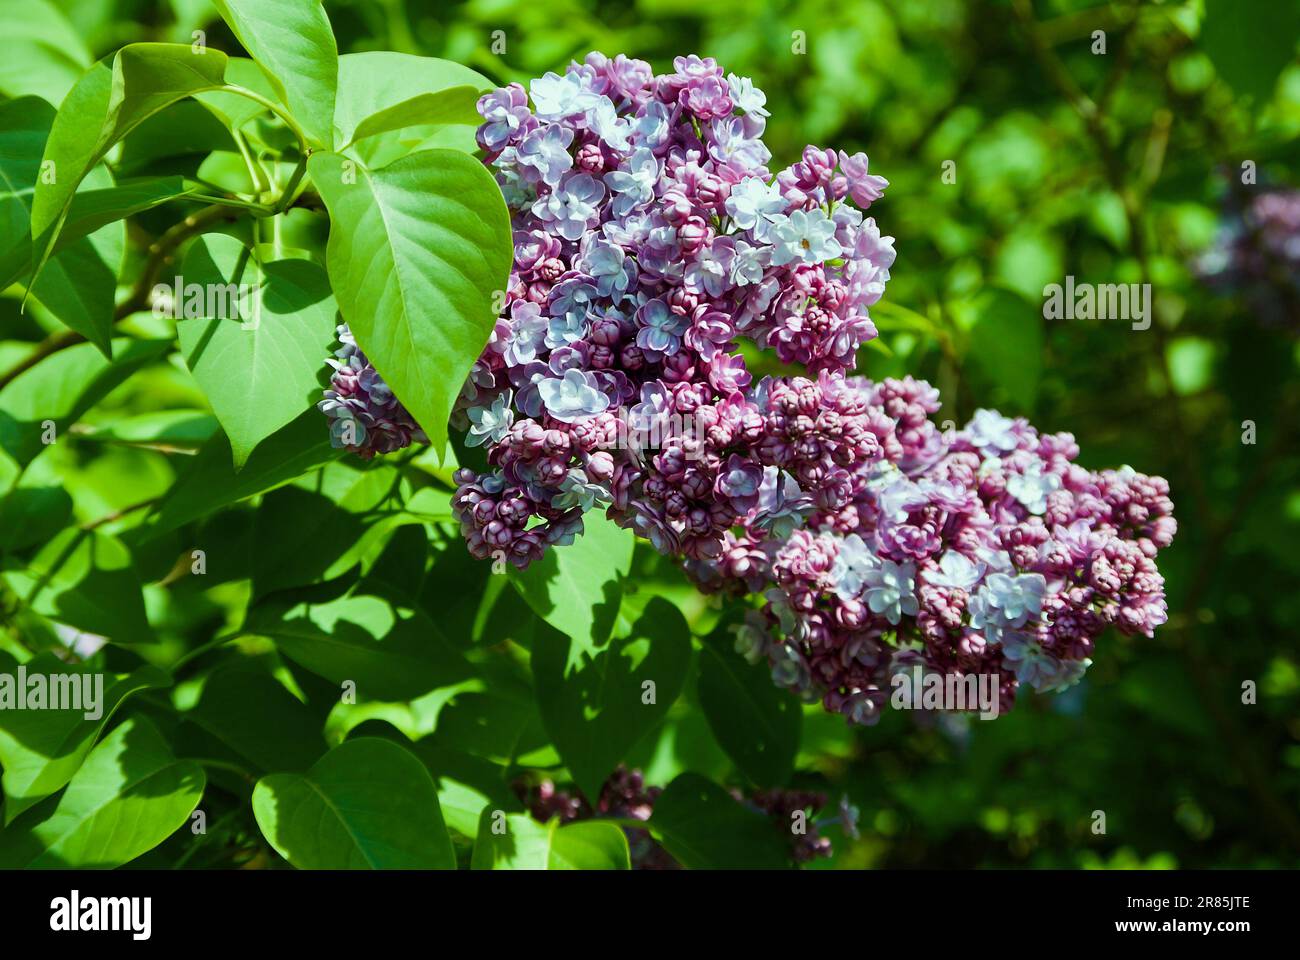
[[318, 52, 1176, 725]]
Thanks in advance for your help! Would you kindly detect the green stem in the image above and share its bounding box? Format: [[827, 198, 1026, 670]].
[[232, 129, 270, 195], [223, 85, 314, 157], [273, 156, 309, 215], [173, 631, 242, 674]]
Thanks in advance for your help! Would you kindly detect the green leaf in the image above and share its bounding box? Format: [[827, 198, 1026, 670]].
[[0, 97, 54, 278], [245, 590, 475, 702], [0, 716, 205, 868], [509, 511, 634, 650], [532, 597, 691, 802], [178, 664, 326, 774], [470, 810, 630, 870], [0, 483, 72, 552], [73, 409, 218, 448], [176, 234, 337, 468], [142, 408, 342, 537], [332, 52, 490, 153], [210, 0, 338, 148], [0, 655, 170, 824], [0, 0, 91, 106], [365, 727, 522, 838], [308, 148, 512, 454], [345, 86, 482, 148], [0, 97, 126, 354], [1201, 0, 1300, 101], [1, 529, 152, 644], [29, 44, 229, 275], [193, 56, 283, 132], [249, 462, 400, 597], [252, 737, 455, 869], [698, 628, 801, 787], [967, 287, 1043, 413], [0, 337, 171, 465], [647, 772, 790, 870]]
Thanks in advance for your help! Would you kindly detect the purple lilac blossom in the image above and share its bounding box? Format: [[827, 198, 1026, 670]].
[[452, 52, 899, 577], [318, 324, 427, 458], [316, 53, 1176, 726]]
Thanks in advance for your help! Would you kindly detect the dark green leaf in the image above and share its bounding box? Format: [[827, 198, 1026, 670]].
[[648, 772, 790, 869], [509, 510, 634, 650], [532, 597, 691, 802], [698, 627, 801, 786], [0, 655, 170, 823], [252, 737, 455, 869]]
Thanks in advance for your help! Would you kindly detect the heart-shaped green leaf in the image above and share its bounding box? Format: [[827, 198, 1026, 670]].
[[309, 147, 511, 455], [252, 737, 455, 869]]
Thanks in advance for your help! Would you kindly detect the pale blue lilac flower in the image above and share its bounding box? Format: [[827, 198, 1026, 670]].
[[466, 390, 515, 447], [707, 116, 771, 170], [586, 96, 632, 150], [727, 239, 769, 287], [477, 83, 533, 151], [926, 550, 984, 591], [538, 368, 610, 422], [604, 147, 659, 217], [581, 238, 635, 300], [552, 468, 613, 511], [862, 559, 919, 625], [973, 572, 1048, 630], [725, 176, 786, 234], [685, 239, 735, 298], [1006, 459, 1063, 515], [966, 408, 1020, 453], [498, 301, 548, 366], [754, 467, 813, 539], [545, 310, 590, 350], [516, 123, 574, 186], [634, 298, 688, 357], [727, 74, 769, 117], [532, 171, 605, 241], [530, 70, 600, 120], [630, 101, 673, 150], [830, 533, 879, 601]]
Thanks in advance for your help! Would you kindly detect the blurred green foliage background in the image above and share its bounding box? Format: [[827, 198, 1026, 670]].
[[4, 0, 1299, 868]]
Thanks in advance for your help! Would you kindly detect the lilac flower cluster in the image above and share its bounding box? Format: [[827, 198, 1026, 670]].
[[1196, 188, 1300, 331], [517, 766, 677, 869], [318, 324, 427, 458], [517, 765, 851, 867], [720, 390, 1176, 724], [317, 53, 1177, 725], [452, 52, 896, 569]]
